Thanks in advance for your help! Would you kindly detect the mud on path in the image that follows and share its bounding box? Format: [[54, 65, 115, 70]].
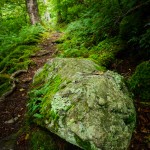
[[0, 32, 61, 149]]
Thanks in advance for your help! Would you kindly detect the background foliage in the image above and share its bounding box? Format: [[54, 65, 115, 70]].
[[0, 0, 44, 96], [51, 0, 150, 101], [0, 0, 149, 111]]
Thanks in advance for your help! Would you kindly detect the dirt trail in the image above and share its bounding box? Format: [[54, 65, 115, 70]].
[[0, 32, 61, 149]]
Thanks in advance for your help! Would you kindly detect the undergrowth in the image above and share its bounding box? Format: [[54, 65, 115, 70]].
[[0, 25, 45, 97], [58, 33, 124, 68], [29, 128, 57, 150], [28, 74, 62, 125], [27, 126, 80, 150], [129, 61, 150, 101]]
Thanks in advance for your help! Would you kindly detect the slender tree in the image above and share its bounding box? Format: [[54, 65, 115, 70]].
[[26, 0, 40, 25]]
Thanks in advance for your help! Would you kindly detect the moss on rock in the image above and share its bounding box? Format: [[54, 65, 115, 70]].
[[28, 74, 62, 127], [28, 58, 136, 150]]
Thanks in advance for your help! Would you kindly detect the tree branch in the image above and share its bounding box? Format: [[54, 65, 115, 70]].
[[115, 0, 150, 25]]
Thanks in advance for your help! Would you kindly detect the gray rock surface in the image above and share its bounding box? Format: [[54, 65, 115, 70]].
[[29, 58, 136, 150]]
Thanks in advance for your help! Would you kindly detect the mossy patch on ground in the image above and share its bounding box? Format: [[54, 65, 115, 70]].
[[0, 45, 40, 74], [128, 61, 150, 101], [27, 127, 81, 150], [29, 128, 57, 150]]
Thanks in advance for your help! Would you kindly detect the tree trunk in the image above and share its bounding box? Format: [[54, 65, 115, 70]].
[[43, 0, 50, 21], [26, 0, 40, 25]]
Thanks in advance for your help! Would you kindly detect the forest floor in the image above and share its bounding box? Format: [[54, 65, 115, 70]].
[[0, 32, 149, 150]]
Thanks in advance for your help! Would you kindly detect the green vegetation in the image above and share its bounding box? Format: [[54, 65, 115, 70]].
[[28, 127, 81, 150], [29, 129, 57, 150], [129, 61, 150, 101], [1, 0, 150, 149], [0, 25, 44, 73], [55, 0, 150, 64], [28, 72, 62, 125], [51, 0, 150, 102], [0, 1, 45, 97], [1, 0, 149, 101], [75, 135, 91, 150]]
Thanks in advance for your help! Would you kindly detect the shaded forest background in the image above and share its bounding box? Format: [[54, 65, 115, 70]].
[[0, 0, 150, 149], [0, 0, 149, 100]]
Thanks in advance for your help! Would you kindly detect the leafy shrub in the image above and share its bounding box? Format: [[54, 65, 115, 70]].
[[129, 61, 150, 101]]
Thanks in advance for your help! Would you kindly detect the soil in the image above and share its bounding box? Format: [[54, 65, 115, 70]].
[[0, 32, 149, 150]]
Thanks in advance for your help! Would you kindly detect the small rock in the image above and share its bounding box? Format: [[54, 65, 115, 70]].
[[4, 117, 18, 124], [14, 117, 19, 121], [18, 114, 21, 117], [4, 119, 14, 124]]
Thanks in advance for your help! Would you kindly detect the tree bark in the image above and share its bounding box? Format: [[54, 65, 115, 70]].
[[26, 0, 40, 25], [43, 0, 50, 21]]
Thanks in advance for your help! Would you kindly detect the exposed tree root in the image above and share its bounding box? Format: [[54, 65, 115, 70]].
[[0, 67, 7, 74], [31, 50, 52, 57], [0, 70, 27, 101]]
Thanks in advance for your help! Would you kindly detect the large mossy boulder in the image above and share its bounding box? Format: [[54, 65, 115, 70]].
[[28, 58, 136, 150]]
